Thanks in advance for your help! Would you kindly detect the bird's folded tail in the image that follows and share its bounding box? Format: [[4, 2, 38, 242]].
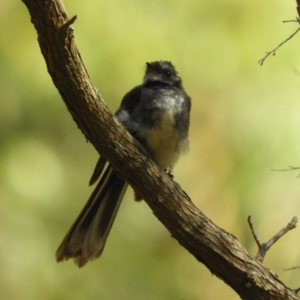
[[56, 157, 128, 267]]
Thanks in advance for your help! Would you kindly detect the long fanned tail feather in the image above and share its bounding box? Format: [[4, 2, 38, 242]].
[[56, 159, 128, 267]]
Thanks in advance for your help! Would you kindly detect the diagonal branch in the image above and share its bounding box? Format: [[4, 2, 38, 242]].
[[22, 1, 300, 299], [258, 25, 300, 66]]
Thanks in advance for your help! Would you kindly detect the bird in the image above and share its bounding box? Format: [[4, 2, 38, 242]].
[[56, 61, 191, 267]]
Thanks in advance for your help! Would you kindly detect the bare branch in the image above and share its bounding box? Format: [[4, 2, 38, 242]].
[[271, 166, 300, 178], [284, 266, 300, 271], [258, 24, 300, 66], [271, 166, 300, 172], [258, 0, 300, 65], [248, 216, 298, 263]]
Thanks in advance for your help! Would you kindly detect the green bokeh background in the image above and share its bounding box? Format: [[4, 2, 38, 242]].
[[1, 1, 300, 299]]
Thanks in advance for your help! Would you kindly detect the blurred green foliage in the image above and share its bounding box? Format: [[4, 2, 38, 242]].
[[1, 0, 300, 299]]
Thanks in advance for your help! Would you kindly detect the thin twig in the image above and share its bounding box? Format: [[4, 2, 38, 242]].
[[283, 20, 300, 23], [248, 216, 298, 262], [258, 18, 300, 66], [271, 166, 300, 172], [63, 15, 77, 28], [284, 266, 300, 271], [271, 166, 300, 178], [248, 215, 262, 247]]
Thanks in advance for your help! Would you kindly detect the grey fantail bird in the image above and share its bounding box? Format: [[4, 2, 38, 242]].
[[56, 61, 191, 267]]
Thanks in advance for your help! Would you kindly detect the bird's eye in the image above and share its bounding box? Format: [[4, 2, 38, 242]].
[[165, 71, 171, 77]]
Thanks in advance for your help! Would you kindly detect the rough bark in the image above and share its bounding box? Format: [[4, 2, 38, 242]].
[[22, 1, 300, 299]]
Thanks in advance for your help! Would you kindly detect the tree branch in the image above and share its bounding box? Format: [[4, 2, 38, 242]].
[[258, 24, 300, 66], [22, 1, 300, 299], [258, 0, 300, 66], [248, 216, 298, 263]]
